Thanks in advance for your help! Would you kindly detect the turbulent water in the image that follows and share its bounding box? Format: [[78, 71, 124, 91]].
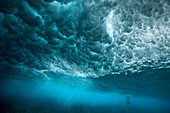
[[0, 0, 169, 78], [0, 0, 170, 113]]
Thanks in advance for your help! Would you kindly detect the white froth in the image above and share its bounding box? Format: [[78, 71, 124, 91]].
[[106, 10, 114, 40]]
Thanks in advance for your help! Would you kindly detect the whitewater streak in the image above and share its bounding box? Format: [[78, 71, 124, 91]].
[[0, 0, 169, 79]]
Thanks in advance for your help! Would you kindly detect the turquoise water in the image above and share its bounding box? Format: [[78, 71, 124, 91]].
[[0, 69, 170, 113], [0, 78, 170, 113], [0, 0, 170, 112]]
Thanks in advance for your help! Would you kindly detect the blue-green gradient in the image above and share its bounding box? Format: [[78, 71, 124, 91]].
[[0, 0, 170, 112]]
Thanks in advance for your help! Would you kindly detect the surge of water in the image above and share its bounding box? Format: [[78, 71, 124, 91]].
[[0, 0, 169, 78], [0, 1, 170, 112]]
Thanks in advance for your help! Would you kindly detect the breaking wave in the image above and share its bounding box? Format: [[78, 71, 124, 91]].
[[0, 0, 169, 79]]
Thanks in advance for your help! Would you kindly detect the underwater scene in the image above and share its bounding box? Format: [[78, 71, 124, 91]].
[[0, 0, 170, 113]]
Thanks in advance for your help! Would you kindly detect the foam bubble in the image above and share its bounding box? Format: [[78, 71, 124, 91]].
[[0, 0, 169, 79]]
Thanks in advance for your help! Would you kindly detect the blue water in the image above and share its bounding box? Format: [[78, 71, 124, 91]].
[[0, 78, 170, 113], [0, 69, 170, 113], [0, 0, 170, 112]]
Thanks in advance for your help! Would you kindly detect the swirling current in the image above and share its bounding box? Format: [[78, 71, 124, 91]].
[[0, 0, 170, 79]]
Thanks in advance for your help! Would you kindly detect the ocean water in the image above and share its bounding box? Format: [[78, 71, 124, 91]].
[[0, 69, 170, 113], [0, 0, 170, 113]]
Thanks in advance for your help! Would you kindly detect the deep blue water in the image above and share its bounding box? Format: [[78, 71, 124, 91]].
[[0, 69, 170, 113], [0, 0, 170, 113]]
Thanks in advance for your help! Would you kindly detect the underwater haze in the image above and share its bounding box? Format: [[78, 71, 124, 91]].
[[0, 0, 170, 113]]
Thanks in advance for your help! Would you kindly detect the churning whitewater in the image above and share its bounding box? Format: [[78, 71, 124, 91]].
[[0, 0, 169, 79]]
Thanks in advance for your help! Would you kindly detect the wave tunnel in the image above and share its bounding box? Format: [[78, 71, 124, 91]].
[[0, 0, 170, 113]]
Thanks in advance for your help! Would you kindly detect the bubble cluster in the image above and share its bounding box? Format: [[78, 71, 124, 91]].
[[0, 0, 169, 79], [105, 0, 170, 74]]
